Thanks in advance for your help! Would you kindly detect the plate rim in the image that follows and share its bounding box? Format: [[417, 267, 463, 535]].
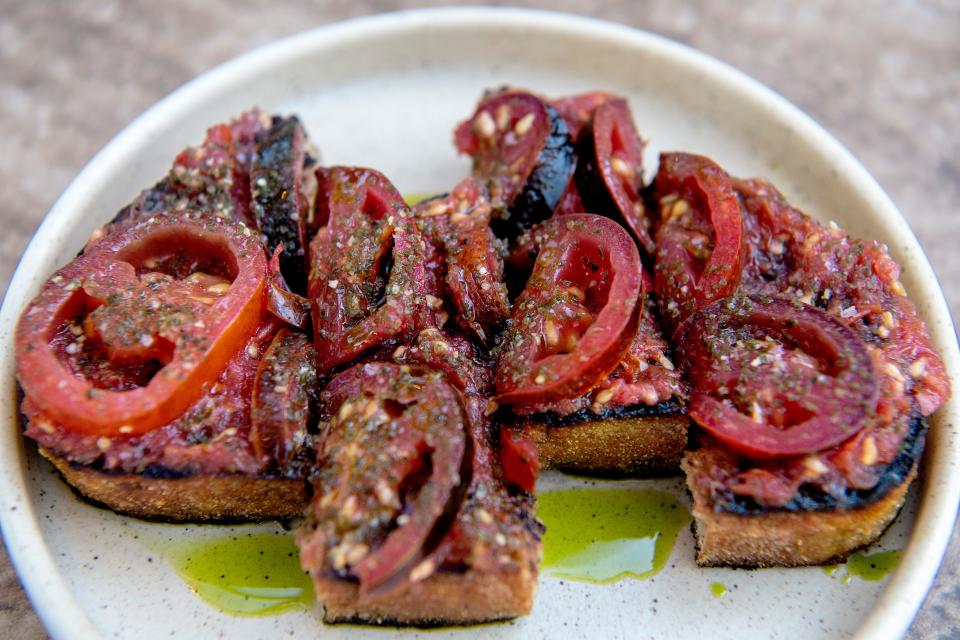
[[1, 7, 957, 640]]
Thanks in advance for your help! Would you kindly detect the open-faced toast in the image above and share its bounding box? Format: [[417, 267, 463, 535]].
[[16, 111, 319, 522], [14, 86, 951, 629], [651, 157, 950, 567], [682, 414, 926, 567]]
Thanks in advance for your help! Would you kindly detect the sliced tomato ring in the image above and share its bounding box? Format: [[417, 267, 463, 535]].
[[676, 296, 878, 460], [454, 90, 575, 237], [573, 98, 653, 254], [308, 363, 470, 595], [250, 328, 316, 467], [15, 211, 267, 436], [495, 214, 643, 405], [309, 167, 441, 373], [651, 152, 746, 334]]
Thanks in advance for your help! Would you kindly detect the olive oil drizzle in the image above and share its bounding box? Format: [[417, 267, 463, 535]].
[[155, 531, 314, 617], [822, 549, 901, 583], [537, 486, 689, 583]]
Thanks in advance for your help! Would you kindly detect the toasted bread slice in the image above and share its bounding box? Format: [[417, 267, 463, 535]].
[[312, 559, 539, 626], [40, 447, 308, 523], [681, 416, 923, 567], [518, 401, 688, 475]]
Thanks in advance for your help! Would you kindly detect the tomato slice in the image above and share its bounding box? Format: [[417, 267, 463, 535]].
[[301, 363, 469, 595], [309, 167, 442, 373], [15, 211, 267, 436], [676, 296, 878, 460], [495, 214, 643, 405], [550, 92, 614, 218], [454, 90, 575, 237], [551, 91, 614, 140], [413, 178, 510, 345], [574, 98, 654, 254], [128, 110, 268, 229], [265, 247, 311, 329], [499, 426, 540, 493], [651, 152, 747, 334], [250, 328, 316, 469]]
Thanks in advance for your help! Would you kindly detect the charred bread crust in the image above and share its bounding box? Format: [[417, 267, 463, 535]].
[[682, 415, 926, 567], [518, 399, 689, 475], [40, 447, 309, 523], [715, 414, 926, 514], [685, 461, 914, 567], [312, 561, 540, 626]]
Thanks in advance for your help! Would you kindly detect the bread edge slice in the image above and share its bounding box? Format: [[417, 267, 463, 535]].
[[682, 448, 916, 567], [311, 557, 540, 626], [40, 447, 309, 523], [520, 411, 689, 476]]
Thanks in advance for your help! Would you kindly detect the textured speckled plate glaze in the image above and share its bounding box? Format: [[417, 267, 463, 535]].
[[1, 8, 957, 640]]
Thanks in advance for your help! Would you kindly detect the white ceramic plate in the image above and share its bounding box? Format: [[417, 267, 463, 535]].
[[1, 8, 957, 640]]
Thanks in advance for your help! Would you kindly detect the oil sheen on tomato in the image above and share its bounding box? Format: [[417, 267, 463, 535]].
[[160, 532, 314, 616], [536, 486, 689, 583]]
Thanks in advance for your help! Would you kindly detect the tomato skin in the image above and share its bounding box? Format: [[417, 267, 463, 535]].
[[309, 167, 443, 374], [129, 110, 268, 229], [551, 91, 614, 140], [23, 317, 281, 477], [250, 328, 316, 470], [677, 296, 878, 460], [495, 214, 643, 406], [499, 426, 540, 493], [651, 153, 746, 334], [455, 90, 576, 237], [574, 98, 653, 254], [301, 362, 469, 595], [412, 178, 511, 345], [15, 212, 267, 437], [265, 247, 311, 329]]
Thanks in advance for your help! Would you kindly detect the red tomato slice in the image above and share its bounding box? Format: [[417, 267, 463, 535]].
[[551, 91, 614, 140], [574, 98, 654, 254], [265, 246, 311, 329], [652, 152, 747, 334], [677, 296, 878, 459], [129, 110, 267, 229], [499, 426, 540, 493], [250, 328, 316, 468], [309, 167, 442, 373], [303, 363, 469, 595], [15, 211, 267, 436], [495, 214, 643, 405], [413, 178, 510, 345], [454, 90, 575, 237]]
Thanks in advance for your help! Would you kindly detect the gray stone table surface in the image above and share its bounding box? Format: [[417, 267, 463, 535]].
[[0, 0, 957, 638]]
